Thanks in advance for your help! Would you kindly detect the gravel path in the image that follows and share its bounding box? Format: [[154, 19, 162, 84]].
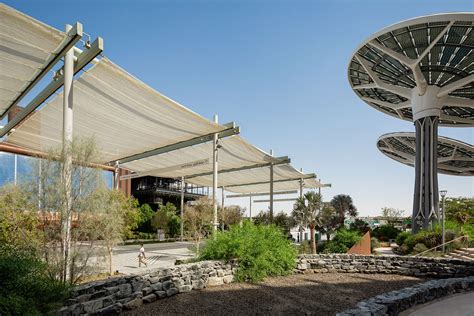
[[124, 273, 427, 315]]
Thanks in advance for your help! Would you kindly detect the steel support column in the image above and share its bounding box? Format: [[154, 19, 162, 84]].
[[212, 115, 219, 234], [249, 194, 252, 220], [412, 116, 439, 233], [113, 162, 119, 190], [180, 177, 185, 241], [270, 163, 274, 220], [299, 178, 303, 199], [61, 24, 74, 282]]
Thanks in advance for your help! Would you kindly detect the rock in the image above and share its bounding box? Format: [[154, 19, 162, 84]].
[[162, 280, 174, 290], [82, 298, 104, 313], [143, 294, 157, 303], [151, 282, 163, 291], [192, 280, 206, 290], [91, 303, 122, 316], [223, 275, 234, 284], [131, 280, 146, 292], [156, 291, 167, 299], [207, 277, 224, 287], [123, 298, 142, 310], [117, 283, 132, 298], [142, 287, 153, 295], [166, 287, 179, 297], [179, 285, 192, 293]]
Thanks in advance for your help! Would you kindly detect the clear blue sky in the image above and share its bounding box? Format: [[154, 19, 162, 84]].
[[5, 0, 473, 216]]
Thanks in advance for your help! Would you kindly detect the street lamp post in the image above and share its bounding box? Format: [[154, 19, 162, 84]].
[[440, 190, 447, 253]]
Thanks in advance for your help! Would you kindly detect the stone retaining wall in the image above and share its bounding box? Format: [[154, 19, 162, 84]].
[[296, 254, 474, 277], [337, 276, 474, 316], [58, 254, 474, 315], [57, 260, 236, 315]]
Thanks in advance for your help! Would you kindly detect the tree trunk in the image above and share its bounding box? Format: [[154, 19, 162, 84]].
[[108, 247, 113, 276], [326, 232, 331, 241], [310, 225, 316, 254]]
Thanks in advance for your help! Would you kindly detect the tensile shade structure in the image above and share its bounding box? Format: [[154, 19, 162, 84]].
[[348, 13, 473, 232], [377, 132, 474, 176]]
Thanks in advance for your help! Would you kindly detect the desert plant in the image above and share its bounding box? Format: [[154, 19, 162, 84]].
[[372, 225, 401, 241], [330, 194, 357, 228], [184, 197, 213, 255], [0, 250, 71, 315], [395, 231, 411, 246], [322, 229, 362, 253], [293, 191, 322, 254], [200, 221, 297, 282]]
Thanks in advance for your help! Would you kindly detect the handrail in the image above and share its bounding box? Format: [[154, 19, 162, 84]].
[[412, 235, 469, 257]]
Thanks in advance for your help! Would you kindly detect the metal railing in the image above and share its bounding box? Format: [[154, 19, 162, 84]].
[[412, 235, 469, 257]]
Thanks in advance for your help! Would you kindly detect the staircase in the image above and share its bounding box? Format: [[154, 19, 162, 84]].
[[443, 248, 474, 261]]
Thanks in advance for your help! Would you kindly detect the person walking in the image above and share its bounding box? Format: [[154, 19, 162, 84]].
[[138, 243, 147, 268]]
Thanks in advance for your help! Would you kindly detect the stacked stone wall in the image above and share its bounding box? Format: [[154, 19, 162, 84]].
[[297, 254, 474, 277], [57, 260, 236, 315], [58, 254, 473, 315]]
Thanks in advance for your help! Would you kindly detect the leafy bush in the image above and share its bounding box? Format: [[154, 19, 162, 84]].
[[371, 237, 380, 252], [298, 240, 311, 254], [322, 229, 361, 254], [0, 250, 70, 315], [412, 243, 428, 254], [395, 231, 411, 246], [200, 221, 297, 282], [372, 225, 401, 241]]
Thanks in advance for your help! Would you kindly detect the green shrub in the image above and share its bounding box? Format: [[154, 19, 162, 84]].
[[371, 237, 380, 252], [372, 225, 401, 241], [322, 229, 361, 254], [0, 250, 70, 315], [395, 231, 411, 246], [200, 221, 297, 282], [413, 243, 428, 254], [298, 240, 311, 254]]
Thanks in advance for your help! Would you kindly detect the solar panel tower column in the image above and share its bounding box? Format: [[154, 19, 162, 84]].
[[212, 114, 219, 234], [348, 14, 473, 234], [61, 23, 75, 282], [413, 115, 439, 232], [180, 176, 185, 241]]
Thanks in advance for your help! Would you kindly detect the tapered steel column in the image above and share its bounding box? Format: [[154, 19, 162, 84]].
[[299, 178, 303, 198], [212, 115, 219, 234], [113, 161, 119, 190], [61, 24, 74, 282], [180, 177, 184, 241], [249, 194, 252, 220], [412, 116, 439, 233], [269, 163, 274, 220]]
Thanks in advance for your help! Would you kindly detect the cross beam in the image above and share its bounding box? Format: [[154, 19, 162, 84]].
[[0, 36, 104, 138], [185, 156, 290, 179], [254, 198, 297, 203], [115, 123, 240, 165], [0, 22, 84, 120], [226, 190, 298, 198], [225, 173, 317, 188]]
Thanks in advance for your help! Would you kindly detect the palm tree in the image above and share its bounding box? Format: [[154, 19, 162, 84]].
[[330, 194, 357, 228], [293, 191, 322, 254]]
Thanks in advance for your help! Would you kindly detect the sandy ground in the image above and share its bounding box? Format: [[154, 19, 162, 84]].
[[124, 273, 426, 315]]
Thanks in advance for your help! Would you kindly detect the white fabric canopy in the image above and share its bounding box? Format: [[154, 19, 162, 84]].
[[6, 57, 224, 162], [224, 177, 325, 194], [121, 135, 278, 177], [0, 4, 67, 116]]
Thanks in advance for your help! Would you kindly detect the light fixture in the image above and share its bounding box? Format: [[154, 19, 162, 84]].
[[440, 190, 447, 198]]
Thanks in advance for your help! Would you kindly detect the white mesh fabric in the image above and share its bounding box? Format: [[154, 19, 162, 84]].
[[120, 135, 278, 178], [224, 177, 324, 194], [0, 4, 65, 115], [6, 57, 224, 162]]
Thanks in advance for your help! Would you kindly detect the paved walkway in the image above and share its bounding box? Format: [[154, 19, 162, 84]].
[[402, 292, 474, 316], [111, 241, 195, 274], [374, 246, 396, 256]]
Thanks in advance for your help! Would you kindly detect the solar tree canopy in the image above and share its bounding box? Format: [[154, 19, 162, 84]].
[[5, 57, 226, 162], [377, 132, 474, 176], [0, 4, 82, 118], [348, 13, 473, 126]]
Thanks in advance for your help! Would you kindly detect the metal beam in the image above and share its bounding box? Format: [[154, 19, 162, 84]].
[[0, 22, 84, 120], [254, 198, 297, 203], [225, 173, 317, 188], [226, 190, 298, 198], [115, 124, 240, 165], [185, 156, 290, 179], [120, 158, 209, 180], [0, 37, 104, 138]]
